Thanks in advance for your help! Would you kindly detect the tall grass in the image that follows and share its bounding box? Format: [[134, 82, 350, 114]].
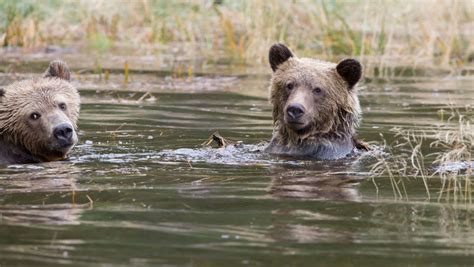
[[371, 106, 473, 202], [0, 0, 473, 76]]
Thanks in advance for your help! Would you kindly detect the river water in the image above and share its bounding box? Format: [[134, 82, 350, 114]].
[[0, 58, 473, 266]]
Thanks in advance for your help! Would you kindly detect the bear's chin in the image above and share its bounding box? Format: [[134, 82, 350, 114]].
[[286, 122, 312, 136], [42, 153, 68, 162], [40, 148, 72, 162]]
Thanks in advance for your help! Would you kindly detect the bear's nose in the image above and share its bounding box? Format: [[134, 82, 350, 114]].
[[287, 104, 305, 120], [53, 123, 74, 141]]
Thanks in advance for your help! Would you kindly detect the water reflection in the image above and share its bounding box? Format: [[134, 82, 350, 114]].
[[269, 222, 353, 244], [265, 156, 367, 201], [0, 162, 80, 192], [269, 174, 361, 201], [0, 162, 88, 226], [0, 203, 86, 226]]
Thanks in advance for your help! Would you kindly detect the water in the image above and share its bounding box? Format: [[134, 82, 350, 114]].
[[0, 59, 473, 266]]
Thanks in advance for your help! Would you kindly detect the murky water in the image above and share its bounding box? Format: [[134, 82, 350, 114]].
[[0, 58, 473, 266]]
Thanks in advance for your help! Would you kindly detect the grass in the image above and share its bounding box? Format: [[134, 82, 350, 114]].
[[0, 0, 473, 77], [370, 106, 473, 203]]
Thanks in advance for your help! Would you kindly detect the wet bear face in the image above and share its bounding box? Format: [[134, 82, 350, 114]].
[[0, 60, 80, 161], [269, 43, 362, 140]]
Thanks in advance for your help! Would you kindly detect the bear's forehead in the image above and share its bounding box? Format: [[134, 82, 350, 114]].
[[28, 90, 62, 103], [4, 79, 77, 110], [292, 58, 335, 75], [10, 79, 73, 97], [279, 58, 339, 85], [25, 87, 69, 103]]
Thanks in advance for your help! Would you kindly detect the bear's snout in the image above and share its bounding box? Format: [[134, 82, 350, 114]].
[[285, 103, 311, 132], [53, 123, 75, 146], [286, 104, 305, 121]]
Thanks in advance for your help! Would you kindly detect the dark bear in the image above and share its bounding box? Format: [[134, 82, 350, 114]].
[[265, 43, 364, 159], [0, 60, 80, 164]]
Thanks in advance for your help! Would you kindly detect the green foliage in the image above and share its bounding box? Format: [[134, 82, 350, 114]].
[[0, 0, 35, 46], [88, 33, 112, 54], [0, 0, 35, 25]]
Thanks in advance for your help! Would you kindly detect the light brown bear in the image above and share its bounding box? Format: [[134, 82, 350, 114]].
[[265, 43, 365, 159], [0, 60, 80, 164]]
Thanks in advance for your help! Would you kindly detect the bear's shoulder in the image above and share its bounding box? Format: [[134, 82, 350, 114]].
[[0, 138, 42, 164]]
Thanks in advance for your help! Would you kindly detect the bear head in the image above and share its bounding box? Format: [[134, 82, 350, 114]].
[[269, 43, 362, 145], [0, 60, 80, 161]]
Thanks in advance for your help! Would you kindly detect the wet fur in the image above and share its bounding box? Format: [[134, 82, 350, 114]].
[[0, 139, 43, 164], [0, 61, 80, 164], [265, 44, 362, 159]]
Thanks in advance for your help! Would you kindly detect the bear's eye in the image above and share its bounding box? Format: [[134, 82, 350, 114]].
[[313, 87, 322, 94], [30, 112, 41, 120], [59, 103, 67, 110], [286, 82, 294, 91]]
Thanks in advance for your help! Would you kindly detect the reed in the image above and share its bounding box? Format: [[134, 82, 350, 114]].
[[370, 106, 473, 202], [432, 107, 473, 202], [1, 0, 472, 76]]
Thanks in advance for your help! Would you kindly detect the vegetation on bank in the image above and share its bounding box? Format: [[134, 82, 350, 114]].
[[1, 0, 473, 77]]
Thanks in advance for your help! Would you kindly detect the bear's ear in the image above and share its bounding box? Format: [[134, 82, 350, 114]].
[[336, 58, 362, 89], [0, 88, 4, 102], [43, 60, 71, 81], [269, 43, 294, 72]]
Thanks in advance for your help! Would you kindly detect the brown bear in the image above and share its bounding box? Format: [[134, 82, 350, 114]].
[[265, 43, 364, 159], [0, 60, 80, 164]]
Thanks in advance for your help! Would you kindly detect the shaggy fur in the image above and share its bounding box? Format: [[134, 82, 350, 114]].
[[265, 43, 363, 159], [0, 60, 80, 164]]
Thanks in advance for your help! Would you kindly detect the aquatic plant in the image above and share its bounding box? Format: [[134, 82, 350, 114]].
[[370, 106, 473, 202], [432, 107, 473, 202]]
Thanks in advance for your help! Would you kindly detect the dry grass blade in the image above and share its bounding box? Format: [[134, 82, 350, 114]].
[[1, 0, 472, 77], [370, 106, 473, 203]]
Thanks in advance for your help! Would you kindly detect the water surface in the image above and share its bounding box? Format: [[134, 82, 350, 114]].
[[0, 60, 473, 266]]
